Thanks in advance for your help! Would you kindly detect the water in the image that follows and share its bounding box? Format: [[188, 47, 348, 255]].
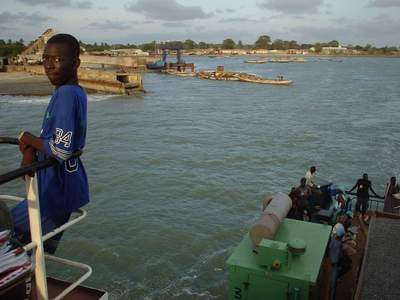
[[1, 56, 399, 299]]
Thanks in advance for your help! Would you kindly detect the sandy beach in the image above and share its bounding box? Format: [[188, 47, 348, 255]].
[[0, 72, 54, 96]]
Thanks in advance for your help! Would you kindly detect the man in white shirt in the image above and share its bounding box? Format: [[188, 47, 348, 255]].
[[305, 166, 317, 188]]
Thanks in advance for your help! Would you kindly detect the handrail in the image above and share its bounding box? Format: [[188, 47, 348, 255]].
[[0, 137, 19, 145], [0, 137, 92, 299], [45, 255, 93, 300], [345, 191, 385, 212], [0, 150, 82, 186]]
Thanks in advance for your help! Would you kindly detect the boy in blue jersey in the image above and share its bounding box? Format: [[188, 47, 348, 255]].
[[12, 34, 89, 253]]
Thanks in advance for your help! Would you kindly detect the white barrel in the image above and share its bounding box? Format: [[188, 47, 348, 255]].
[[249, 192, 292, 246]]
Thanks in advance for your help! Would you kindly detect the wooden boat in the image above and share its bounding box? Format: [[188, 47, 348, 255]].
[[238, 74, 292, 85], [165, 70, 197, 77], [244, 60, 268, 64], [197, 70, 239, 81]]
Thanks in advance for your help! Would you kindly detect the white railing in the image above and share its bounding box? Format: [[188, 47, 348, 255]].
[[0, 173, 92, 300]]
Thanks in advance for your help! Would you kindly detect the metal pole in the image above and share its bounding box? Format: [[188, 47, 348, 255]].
[[26, 174, 48, 300]]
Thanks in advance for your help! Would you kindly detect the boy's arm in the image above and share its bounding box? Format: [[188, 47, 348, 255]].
[[18, 131, 45, 153]]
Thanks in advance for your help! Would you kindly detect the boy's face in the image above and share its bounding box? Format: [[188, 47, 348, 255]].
[[43, 43, 79, 87]]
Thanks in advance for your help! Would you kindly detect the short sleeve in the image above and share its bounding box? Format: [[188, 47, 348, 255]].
[[42, 86, 78, 162]]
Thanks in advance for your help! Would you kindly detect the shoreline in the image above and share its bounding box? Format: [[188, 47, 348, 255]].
[[0, 72, 54, 96]]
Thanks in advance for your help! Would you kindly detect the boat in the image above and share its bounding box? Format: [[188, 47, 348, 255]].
[[0, 137, 108, 299], [146, 60, 165, 70], [226, 178, 396, 299], [197, 70, 240, 81], [238, 74, 293, 85], [164, 69, 197, 77], [244, 60, 268, 64]]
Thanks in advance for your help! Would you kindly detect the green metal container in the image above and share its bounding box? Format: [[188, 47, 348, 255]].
[[227, 218, 331, 300]]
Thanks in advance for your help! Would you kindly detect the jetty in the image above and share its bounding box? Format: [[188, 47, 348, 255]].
[[4, 28, 146, 95]]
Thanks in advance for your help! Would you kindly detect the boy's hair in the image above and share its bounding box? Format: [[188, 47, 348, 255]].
[[47, 33, 80, 58]]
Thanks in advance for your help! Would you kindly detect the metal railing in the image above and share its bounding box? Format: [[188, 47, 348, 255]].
[[0, 137, 92, 299], [345, 191, 385, 212]]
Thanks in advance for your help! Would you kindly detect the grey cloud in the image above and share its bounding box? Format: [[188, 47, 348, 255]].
[[291, 17, 400, 46], [0, 11, 53, 25], [74, 1, 93, 9], [125, 0, 213, 21], [368, 0, 400, 7], [216, 8, 235, 14], [258, 0, 324, 14], [218, 17, 264, 23], [87, 20, 132, 30], [15, 0, 93, 9], [162, 22, 188, 28]]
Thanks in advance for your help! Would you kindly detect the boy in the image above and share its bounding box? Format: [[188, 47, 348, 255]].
[[12, 33, 89, 253]]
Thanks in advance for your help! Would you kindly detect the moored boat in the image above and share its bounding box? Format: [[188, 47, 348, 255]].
[[244, 60, 269, 64], [238, 74, 292, 85]]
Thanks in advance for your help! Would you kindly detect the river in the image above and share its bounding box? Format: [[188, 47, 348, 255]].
[[0, 56, 399, 299]]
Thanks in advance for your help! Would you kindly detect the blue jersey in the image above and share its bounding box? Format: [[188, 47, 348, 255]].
[[37, 85, 89, 217]]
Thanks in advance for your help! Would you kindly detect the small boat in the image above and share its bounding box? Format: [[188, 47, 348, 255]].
[[165, 70, 197, 77], [244, 60, 269, 64], [146, 60, 165, 70], [238, 74, 292, 85], [197, 70, 239, 81]]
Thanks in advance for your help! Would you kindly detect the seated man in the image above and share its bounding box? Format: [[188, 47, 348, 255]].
[[290, 177, 312, 220]]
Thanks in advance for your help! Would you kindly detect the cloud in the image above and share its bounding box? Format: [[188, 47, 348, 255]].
[[15, 0, 93, 9], [215, 8, 236, 14], [291, 16, 400, 46], [218, 17, 264, 23], [258, 0, 324, 14], [162, 22, 188, 28], [87, 20, 132, 30], [125, 0, 213, 21], [0, 11, 53, 25], [368, 0, 400, 7], [74, 1, 93, 9]]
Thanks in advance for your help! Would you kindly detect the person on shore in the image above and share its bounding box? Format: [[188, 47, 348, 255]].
[[347, 173, 380, 222], [12, 33, 89, 253], [383, 177, 400, 213]]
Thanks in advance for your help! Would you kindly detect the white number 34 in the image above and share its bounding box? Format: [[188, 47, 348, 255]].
[[55, 128, 72, 148]]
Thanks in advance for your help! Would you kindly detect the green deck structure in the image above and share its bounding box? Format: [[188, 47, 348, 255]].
[[227, 218, 331, 300]]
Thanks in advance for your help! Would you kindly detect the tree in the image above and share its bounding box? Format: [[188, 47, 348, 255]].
[[271, 39, 283, 50], [327, 40, 339, 47], [198, 42, 208, 49], [237, 40, 243, 49], [254, 35, 271, 49], [183, 39, 196, 50], [222, 38, 235, 49]]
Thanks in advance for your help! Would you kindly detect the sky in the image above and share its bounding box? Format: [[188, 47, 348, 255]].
[[1, 0, 400, 47]]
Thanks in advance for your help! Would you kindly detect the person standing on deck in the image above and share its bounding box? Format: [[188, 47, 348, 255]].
[[383, 177, 400, 213], [347, 173, 379, 222], [11, 33, 89, 254], [305, 166, 317, 189]]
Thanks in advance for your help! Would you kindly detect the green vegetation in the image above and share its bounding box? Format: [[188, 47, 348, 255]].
[[0, 39, 26, 57], [1, 36, 399, 58]]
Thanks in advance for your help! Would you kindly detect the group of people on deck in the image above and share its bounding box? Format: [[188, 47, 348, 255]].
[[289, 167, 400, 223], [288, 167, 400, 300]]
